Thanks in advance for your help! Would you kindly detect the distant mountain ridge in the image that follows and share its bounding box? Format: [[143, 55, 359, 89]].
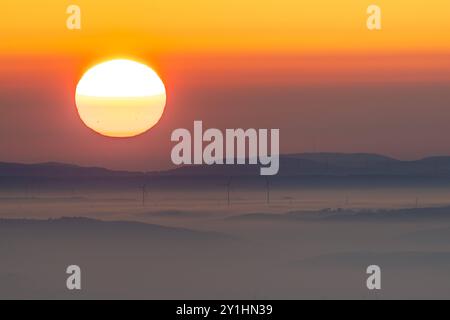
[[161, 153, 450, 177], [0, 161, 138, 178], [2, 153, 450, 178], [228, 205, 450, 222]]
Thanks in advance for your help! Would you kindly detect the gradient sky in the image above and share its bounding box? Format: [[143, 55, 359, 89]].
[[1, 1, 450, 170]]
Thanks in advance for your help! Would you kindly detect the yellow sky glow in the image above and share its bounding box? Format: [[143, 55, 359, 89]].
[[2, 0, 450, 54]]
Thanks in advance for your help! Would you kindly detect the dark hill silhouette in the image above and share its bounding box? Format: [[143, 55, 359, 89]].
[[0, 217, 230, 242], [159, 153, 450, 177], [3, 153, 450, 178], [228, 205, 450, 222], [0, 161, 137, 178]]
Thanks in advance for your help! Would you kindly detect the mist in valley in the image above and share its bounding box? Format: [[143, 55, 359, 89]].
[[2, 176, 450, 299]]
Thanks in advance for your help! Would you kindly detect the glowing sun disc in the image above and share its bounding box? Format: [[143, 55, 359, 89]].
[[75, 59, 166, 138]]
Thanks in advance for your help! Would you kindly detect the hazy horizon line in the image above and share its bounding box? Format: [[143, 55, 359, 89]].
[[3, 151, 450, 174]]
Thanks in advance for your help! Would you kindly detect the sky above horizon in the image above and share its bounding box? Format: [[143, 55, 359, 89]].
[[1, 1, 450, 170]]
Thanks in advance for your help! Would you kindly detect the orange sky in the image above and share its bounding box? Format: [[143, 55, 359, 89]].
[[2, 0, 450, 86], [1, 1, 450, 170], [3, 0, 450, 54]]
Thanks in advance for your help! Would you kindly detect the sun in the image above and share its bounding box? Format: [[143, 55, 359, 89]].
[[75, 59, 166, 138]]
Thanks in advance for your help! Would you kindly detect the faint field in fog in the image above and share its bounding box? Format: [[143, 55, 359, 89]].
[[2, 176, 450, 299]]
